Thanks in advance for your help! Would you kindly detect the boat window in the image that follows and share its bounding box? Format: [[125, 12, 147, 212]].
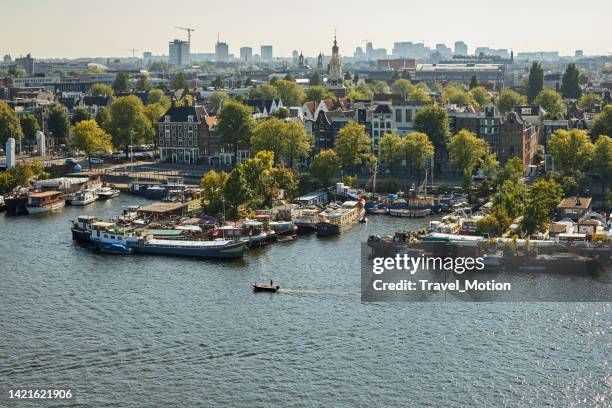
[[110, 235, 115, 239], [104, 234, 108, 238], [117, 237, 122, 241]]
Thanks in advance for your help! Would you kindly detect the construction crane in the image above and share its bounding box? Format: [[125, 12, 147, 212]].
[[126, 48, 138, 58], [175, 26, 195, 43]]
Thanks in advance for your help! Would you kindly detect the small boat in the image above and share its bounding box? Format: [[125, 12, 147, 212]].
[[98, 242, 133, 254], [253, 281, 280, 292], [97, 187, 120, 200], [70, 189, 98, 206]]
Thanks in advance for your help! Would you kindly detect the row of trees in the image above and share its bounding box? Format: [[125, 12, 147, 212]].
[[527, 62, 582, 102]]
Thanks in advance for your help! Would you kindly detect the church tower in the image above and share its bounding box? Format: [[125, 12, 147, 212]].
[[298, 51, 305, 68], [327, 33, 342, 86], [317, 52, 323, 68]]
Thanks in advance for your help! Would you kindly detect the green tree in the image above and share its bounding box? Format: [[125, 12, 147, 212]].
[[522, 178, 563, 235], [547, 129, 594, 173], [19, 114, 39, 145], [470, 86, 490, 110], [469, 75, 479, 90], [112, 72, 130, 93], [209, 91, 230, 112], [69, 119, 113, 169], [249, 84, 279, 100], [592, 135, 612, 195], [534, 88, 566, 119], [107, 95, 152, 157], [143, 103, 167, 148], [0, 101, 24, 146], [0, 171, 15, 194], [379, 132, 404, 169], [590, 105, 612, 139], [560, 63, 581, 99], [200, 170, 229, 215], [403, 131, 434, 183], [8, 163, 34, 186], [448, 129, 491, 191], [495, 88, 527, 113], [305, 85, 335, 102], [284, 121, 312, 168], [90, 83, 114, 96], [272, 167, 299, 201], [241, 151, 275, 206], [372, 81, 390, 94], [224, 166, 251, 216], [493, 157, 524, 190], [391, 79, 415, 99], [443, 84, 472, 106], [147, 89, 171, 110], [309, 72, 321, 86], [492, 180, 527, 221], [216, 101, 255, 163], [72, 106, 91, 125], [250, 118, 288, 163], [527, 62, 544, 103], [212, 75, 225, 89], [171, 72, 188, 90], [414, 105, 450, 166], [309, 149, 340, 187], [335, 122, 372, 171], [135, 75, 151, 91], [578, 92, 602, 111], [408, 88, 431, 102], [273, 79, 306, 107], [47, 106, 70, 146]]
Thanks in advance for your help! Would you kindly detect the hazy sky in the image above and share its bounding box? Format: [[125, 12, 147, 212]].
[[2, 0, 611, 59]]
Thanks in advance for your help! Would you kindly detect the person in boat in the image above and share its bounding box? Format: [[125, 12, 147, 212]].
[[270, 279, 273, 287]]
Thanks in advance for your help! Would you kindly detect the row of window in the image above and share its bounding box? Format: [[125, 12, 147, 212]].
[[160, 124, 195, 131], [159, 139, 197, 147]]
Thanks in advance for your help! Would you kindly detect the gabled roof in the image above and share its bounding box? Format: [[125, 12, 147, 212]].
[[82, 95, 112, 107]]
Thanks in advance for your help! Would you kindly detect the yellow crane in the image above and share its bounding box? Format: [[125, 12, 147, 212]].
[[175, 26, 195, 43]]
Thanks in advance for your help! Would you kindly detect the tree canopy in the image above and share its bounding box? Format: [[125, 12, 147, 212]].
[[591, 105, 612, 139], [112, 72, 131, 93], [305, 85, 335, 102], [0, 101, 24, 145], [69, 119, 113, 168], [90, 83, 114, 96], [309, 149, 340, 187], [334, 122, 372, 170], [107, 95, 151, 156], [547, 129, 594, 173], [527, 62, 543, 103], [560, 63, 581, 99], [272, 79, 306, 107], [216, 100, 255, 162], [448, 129, 492, 191], [534, 88, 566, 119], [495, 88, 526, 113], [47, 106, 70, 146]]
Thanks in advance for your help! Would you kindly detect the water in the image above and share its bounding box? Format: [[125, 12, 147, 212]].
[[1, 196, 610, 407]]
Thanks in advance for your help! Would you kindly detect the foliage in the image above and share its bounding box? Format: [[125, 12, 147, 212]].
[[143, 103, 167, 145], [210, 91, 230, 112], [309, 72, 321, 86], [200, 170, 229, 215], [0, 101, 24, 145], [578, 92, 602, 111], [547, 129, 593, 173], [377, 178, 400, 194], [534, 88, 566, 119], [147, 89, 171, 110], [72, 106, 91, 125], [443, 84, 472, 106], [171, 72, 188, 90], [251, 118, 288, 163], [590, 105, 612, 139], [403, 131, 434, 179], [527, 62, 543, 103], [521, 178, 563, 235], [0, 171, 15, 194], [334, 122, 372, 170], [272, 167, 300, 201], [216, 101, 255, 161], [342, 175, 358, 188], [495, 88, 526, 113], [272, 79, 306, 107], [448, 129, 492, 191], [408, 88, 431, 102], [492, 180, 527, 221], [470, 86, 490, 110], [249, 84, 279, 100], [593, 135, 612, 192], [69, 119, 113, 168], [391, 79, 414, 99], [47, 106, 70, 145], [107, 95, 152, 156], [136, 75, 151, 91], [414, 105, 450, 157], [90, 83, 114, 96], [492, 157, 524, 190], [223, 166, 251, 217], [379, 132, 404, 168], [8, 163, 34, 186], [112, 72, 131, 93], [19, 114, 39, 142], [284, 121, 312, 168], [240, 151, 275, 207], [309, 149, 340, 187], [305, 85, 335, 102], [469, 76, 480, 90], [560, 63, 581, 99], [212, 75, 225, 89]]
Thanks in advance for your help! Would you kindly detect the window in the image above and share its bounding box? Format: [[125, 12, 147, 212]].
[[178, 139, 183, 146], [405, 109, 412, 122], [164, 115, 170, 122], [187, 115, 194, 122], [395, 109, 402, 123]]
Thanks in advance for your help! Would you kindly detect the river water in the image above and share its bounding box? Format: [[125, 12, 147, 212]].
[[1, 195, 610, 407]]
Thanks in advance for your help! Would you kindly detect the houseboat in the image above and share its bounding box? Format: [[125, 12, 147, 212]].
[[4, 188, 30, 215], [293, 208, 320, 233], [70, 189, 98, 206], [269, 221, 297, 236], [26, 191, 65, 214], [242, 220, 275, 248], [388, 208, 431, 218], [316, 201, 365, 237], [71, 215, 100, 241]]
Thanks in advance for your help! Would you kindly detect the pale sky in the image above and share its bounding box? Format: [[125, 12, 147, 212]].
[[2, 0, 611, 59]]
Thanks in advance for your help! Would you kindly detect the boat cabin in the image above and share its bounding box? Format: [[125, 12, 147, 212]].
[[27, 191, 62, 205]]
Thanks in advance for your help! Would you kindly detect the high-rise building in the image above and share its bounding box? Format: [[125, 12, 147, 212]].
[[366, 42, 374, 60], [215, 41, 229, 62], [575, 50, 584, 59], [169, 40, 190, 66], [15, 53, 35, 75], [260, 45, 273, 61], [143, 51, 152, 65], [454, 41, 468, 56], [354, 47, 365, 61], [240, 47, 253, 62], [292, 50, 299, 64]]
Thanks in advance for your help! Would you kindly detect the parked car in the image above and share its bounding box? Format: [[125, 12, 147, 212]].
[[90, 158, 104, 165], [65, 158, 79, 166]]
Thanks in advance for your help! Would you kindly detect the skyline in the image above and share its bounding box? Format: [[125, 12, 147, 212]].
[[2, 0, 612, 59]]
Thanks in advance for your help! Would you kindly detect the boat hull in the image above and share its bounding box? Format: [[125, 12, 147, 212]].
[[27, 199, 66, 214], [71, 226, 92, 242], [71, 198, 97, 206], [295, 223, 317, 233], [316, 222, 340, 237], [4, 197, 28, 215], [131, 240, 245, 259]]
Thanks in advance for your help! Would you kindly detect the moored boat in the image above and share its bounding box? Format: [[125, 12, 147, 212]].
[[26, 191, 65, 214], [316, 201, 365, 237], [293, 208, 319, 233], [97, 187, 120, 200], [70, 189, 98, 206]]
